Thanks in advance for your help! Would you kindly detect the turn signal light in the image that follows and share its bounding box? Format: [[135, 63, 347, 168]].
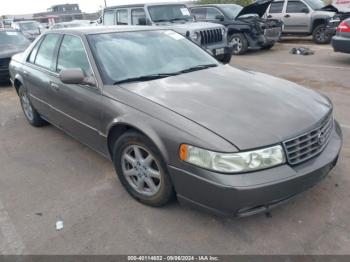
[[336, 21, 350, 33], [179, 144, 188, 161]]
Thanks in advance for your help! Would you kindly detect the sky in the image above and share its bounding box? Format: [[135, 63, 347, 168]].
[[1, 0, 185, 15]]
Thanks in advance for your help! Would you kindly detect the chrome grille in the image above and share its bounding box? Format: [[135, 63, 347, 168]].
[[200, 29, 223, 45], [0, 58, 11, 69], [283, 114, 334, 165]]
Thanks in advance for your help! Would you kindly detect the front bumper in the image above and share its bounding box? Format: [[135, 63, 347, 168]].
[[169, 120, 342, 217], [332, 35, 350, 54]]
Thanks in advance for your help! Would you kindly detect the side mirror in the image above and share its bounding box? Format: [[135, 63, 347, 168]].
[[301, 7, 309, 13], [97, 17, 102, 24], [215, 14, 225, 21], [59, 68, 96, 86], [138, 17, 147, 25]]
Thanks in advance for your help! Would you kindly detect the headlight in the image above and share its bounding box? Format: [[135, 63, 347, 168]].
[[189, 32, 200, 41], [179, 144, 285, 173]]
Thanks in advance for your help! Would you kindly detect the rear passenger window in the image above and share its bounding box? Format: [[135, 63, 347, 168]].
[[28, 38, 43, 64], [269, 2, 284, 13], [56, 35, 92, 76], [104, 10, 115, 25], [286, 1, 308, 13], [34, 34, 60, 70], [132, 8, 146, 25], [117, 9, 128, 25]]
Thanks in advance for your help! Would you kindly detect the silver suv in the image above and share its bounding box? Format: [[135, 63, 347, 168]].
[[266, 0, 336, 43], [102, 3, 233, 63]]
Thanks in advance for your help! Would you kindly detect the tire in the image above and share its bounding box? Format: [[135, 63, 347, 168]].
[[112, 131, 175, 207], [229, 33, 248, 55], [312, 24, 332, 44], [18, 86, 46, 127], [218, 52, 232, 64], [261, 44, 274, 50]]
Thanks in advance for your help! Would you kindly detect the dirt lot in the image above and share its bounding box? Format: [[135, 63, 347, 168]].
[[0, 39, 349, 255]]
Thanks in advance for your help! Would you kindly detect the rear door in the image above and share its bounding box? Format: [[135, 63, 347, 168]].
[[24, 33, 62, 121], [283, 0, 311, 33], [46, 34, 105, 153]]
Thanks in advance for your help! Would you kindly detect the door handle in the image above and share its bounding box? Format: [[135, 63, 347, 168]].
[[267, 15, 272, 18], [50, 82, 60, 91], [284, 14, 291, 18]]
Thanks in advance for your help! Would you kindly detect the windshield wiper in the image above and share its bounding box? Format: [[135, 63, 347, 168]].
[[113, 73, 179, 85], [169, 18, 190, 22], [178, 64, 218, 74], [153, 19, 170, 23]]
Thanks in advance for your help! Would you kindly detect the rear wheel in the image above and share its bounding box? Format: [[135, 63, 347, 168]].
[[112, 131, 175, 207], [19, 86, 46, 127], [312, 24, 332, 44], [229, 33, 248, 55]]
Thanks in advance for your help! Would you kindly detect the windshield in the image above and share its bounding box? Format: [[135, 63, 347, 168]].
[[220, 4, 243, 19], [88, 30, 219, 85], [148, 5, 193, 22], [304, 0, 325, 10], [20, 21, 42, 31], [0, 31, 30, 46]]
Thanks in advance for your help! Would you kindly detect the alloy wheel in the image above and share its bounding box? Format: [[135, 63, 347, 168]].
[[315, 27, 326, 42], [231, 37, 242, 53], [121, 145, 162, 197], [20, 92, 34, 121]]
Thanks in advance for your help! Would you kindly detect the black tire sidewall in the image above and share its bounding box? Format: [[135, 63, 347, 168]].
[[112, 131, 174, 207]]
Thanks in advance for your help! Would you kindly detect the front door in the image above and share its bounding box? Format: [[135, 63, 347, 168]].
[[283, 0, 311, 33], [46, 34, 105, 154]]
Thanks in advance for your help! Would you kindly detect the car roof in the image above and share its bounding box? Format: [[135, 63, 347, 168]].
[[45, 25, 163, 36], [105, 2, 186, 10]]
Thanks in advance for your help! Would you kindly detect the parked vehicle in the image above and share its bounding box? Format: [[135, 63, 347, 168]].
[[0, 29, 30, 81], [190, 1, 283, 55], [50, 20, 94, 30], [12, 20, 44, 42], [10, 27, 342, 216], [325, 5, 350, 37], [266, 0, 337, 44], [332, 18, 350, 54], [102, 3, 233, 63]]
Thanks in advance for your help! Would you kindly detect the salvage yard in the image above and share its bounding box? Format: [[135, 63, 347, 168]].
[[0, 39, 350, 254]]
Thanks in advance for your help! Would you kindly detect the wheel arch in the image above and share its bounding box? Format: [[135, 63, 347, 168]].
[[13, 74, 24, 95], [106, 121, 169, 163], [312, 18, 327, 31]]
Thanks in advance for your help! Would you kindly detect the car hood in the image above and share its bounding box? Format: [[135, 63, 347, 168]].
[[237, 0, 272, 18], [0, 44, 28, 59], [120, 65, 332, 150], [320, 4, 339, 12]]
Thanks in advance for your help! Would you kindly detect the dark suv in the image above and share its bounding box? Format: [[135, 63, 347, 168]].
[[190, 0, 283, 55]]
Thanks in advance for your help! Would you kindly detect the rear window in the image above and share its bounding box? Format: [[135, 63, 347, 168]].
[[0, 31, 30, 46]]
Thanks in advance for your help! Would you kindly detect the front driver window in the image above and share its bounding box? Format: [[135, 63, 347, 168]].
[[56, 35, 93, 77], [286, 1, 309, 13]]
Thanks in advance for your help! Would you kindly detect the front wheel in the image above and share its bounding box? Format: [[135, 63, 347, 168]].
[[229, 33, 248, 55], [19, 86, 46, 127], [312, 24, 332, 44], [112, 131, 175, 207]]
